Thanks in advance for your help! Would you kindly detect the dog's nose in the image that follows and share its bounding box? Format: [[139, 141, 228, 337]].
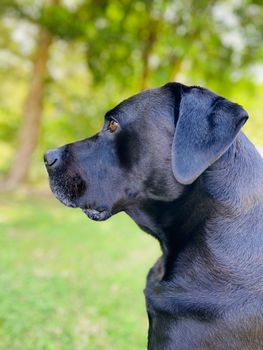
[[44, 148, 62, 169]]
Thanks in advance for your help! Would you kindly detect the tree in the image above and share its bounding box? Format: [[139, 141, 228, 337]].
[[0, 0, 262, 189], [1, 0, 61, 189], [5, 24, 52, 189]]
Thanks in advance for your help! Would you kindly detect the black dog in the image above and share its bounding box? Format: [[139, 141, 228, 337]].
[[44, 83, 263, 349]]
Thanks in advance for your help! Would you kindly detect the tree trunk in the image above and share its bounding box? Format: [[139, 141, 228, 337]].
[[4, 25, 52, 190]]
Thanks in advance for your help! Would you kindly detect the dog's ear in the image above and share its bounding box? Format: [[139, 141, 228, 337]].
[[172, 86, 248, 185]]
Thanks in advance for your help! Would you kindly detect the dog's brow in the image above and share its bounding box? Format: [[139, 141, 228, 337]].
[[105, 114, 119, 123]]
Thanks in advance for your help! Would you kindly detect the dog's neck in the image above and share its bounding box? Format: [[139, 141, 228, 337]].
[[126, 132, 263, 281], [203, 132, 263, 211], [126, 180, 218, 279]]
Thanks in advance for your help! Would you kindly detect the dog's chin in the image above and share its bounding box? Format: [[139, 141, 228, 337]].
[[48, 181, 113, 221], [82, 208, 111, 221], [50, 190, 111, 221]]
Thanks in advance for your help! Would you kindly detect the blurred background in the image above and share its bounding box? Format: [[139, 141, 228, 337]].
[[0, 0, 262, 349]]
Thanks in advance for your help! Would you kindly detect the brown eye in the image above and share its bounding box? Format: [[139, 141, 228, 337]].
[[108, 119, 118, 133]]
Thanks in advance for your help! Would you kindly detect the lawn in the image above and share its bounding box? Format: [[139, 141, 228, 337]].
[[0, 194, 160, 350]]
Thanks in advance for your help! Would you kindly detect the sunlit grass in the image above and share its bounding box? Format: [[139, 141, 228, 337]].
[[0, 194, 159, 350]]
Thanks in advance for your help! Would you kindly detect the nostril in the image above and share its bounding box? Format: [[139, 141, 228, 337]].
[[44, 148, 62, 169], [45, 158, 58, 167]]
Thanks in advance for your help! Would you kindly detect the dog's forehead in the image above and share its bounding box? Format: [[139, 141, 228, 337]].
[[105, 86, 175, 123]]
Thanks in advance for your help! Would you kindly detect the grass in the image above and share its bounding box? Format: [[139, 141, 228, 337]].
[[0, 194, 160, 350]]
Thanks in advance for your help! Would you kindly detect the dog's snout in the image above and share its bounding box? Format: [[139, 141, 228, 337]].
[[44, 148, 62, 169]]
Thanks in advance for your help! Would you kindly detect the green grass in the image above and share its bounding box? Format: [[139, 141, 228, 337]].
[[0, 194, 159, 350]]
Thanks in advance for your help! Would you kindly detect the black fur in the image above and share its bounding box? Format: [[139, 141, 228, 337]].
[[45, 82, 263, 349], [115, 129, 140, 169]]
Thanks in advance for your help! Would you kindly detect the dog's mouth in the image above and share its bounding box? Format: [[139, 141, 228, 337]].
[[82, 207, 111, 221], [51, 189, 112, 221], [48, 179, 112, 221]]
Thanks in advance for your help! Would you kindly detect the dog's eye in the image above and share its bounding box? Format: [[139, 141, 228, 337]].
[[108, 119, 118, 133]]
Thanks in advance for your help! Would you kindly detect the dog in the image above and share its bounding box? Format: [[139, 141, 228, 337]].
[[44, 83, 263, 349]]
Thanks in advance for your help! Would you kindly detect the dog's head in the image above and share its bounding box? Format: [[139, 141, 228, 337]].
[[44, 83, 248, 221]]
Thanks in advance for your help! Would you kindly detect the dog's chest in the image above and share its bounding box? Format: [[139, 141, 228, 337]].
[[144, 256, 218, 321]]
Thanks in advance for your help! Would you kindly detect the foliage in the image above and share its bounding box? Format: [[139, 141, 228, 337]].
[[0, 0, 262, 180]]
